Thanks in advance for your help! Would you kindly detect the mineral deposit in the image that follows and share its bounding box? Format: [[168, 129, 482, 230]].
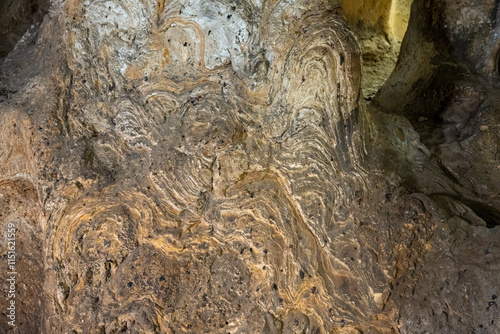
[[0, 0, 499, 333]]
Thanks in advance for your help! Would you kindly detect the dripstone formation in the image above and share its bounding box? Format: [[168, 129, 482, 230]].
[[0, 0, 499, 333]]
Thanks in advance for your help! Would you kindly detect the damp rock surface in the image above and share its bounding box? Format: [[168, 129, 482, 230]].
[[0, 0, 499, 333]]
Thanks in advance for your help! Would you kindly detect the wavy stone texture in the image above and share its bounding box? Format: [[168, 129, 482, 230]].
[[0, 0, 499, 333]]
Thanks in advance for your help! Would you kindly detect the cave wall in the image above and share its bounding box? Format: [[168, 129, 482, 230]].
[[341, 0, 411, 42], [375, 0, 500, 217], [341, 0, 412, 98], [0, 0, 499, 333], [0, 0, 51, 58]]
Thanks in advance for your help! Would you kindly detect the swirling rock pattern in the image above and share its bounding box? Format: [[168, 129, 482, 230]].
[[1, 0, 500, 333]]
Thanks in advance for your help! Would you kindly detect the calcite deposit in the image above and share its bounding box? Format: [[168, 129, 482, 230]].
[[0, 0, 499, 333]]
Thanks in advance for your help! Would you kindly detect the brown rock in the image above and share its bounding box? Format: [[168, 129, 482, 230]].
[[0, 0, 499, 333]]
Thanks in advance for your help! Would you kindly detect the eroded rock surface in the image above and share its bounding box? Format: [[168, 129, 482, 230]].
[[341, 0, 412, 99], [0, 0, 51, 58], [0, 0, 499, 333]]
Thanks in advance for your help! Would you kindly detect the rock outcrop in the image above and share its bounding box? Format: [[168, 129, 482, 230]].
[[0, 0, 499, 333]]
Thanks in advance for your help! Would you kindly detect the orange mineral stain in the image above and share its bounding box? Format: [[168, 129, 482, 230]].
[[164, 48, 170, 63], [158, 0, 165, 14]]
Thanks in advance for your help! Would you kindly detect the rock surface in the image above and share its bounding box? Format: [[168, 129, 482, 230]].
[[0, 0, 499, 333], [0, 0, 50, 58], [341, 0, 412, 99]]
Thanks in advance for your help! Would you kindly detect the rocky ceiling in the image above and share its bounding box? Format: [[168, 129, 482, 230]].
[[0, 0, 499, 333]]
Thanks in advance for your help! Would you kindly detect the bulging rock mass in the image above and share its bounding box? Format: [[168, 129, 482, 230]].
[[0, 0, 499, 333]]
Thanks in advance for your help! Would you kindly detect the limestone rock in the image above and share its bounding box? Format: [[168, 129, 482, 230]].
[[0, 0, 499, 333]]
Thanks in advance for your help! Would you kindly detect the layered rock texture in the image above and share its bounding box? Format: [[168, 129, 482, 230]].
[[0, 0, 499, 333]]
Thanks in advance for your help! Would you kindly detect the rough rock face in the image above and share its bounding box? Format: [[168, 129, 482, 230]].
[[341, 0, 412, 98], [0, 0, 499, 333], [0, 0, 51, 58], [372, 0, 500, 332], [375, 0, 500, 224]]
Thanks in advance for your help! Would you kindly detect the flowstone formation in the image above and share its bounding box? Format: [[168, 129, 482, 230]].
[[0, 0, 499, 333]]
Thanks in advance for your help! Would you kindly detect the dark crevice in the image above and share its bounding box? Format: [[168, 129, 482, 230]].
[[431, 193, 500, 228], [496, 50, 500, 77], [491, 0, 500, 26], [462, 200, 500, 228]]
